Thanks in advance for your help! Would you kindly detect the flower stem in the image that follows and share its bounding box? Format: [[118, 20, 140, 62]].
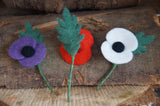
[[68, 55, 75, 102], [97, 64, 117, 90], [37, 64, 54, 93]]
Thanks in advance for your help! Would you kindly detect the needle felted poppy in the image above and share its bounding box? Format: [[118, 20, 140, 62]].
[[97, 28, 155, 90], [8, 22, 54, 92], [56, 8, 94, 102], [8, 36, 46, 67], [101, 28, 138, 64], [60, 28, 94, 65]]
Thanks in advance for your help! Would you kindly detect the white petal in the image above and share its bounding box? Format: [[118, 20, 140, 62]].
[[101, 41, 134, 64], [106, 28, 138, 51]]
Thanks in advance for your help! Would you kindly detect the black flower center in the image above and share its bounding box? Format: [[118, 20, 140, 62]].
[[112, 42, 125, 53], [21, 46, 35, 57]]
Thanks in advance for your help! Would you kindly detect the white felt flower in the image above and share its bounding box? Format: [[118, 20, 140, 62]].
[[101, 28, 138, 64]]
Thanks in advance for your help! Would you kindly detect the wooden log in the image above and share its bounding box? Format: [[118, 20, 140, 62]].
[[118, 85, 160, 106], [14, 12, 111, 35], [0, 100, 9, 106], [2, 0, 140, 13], [0, 86, 149, 106], [0, 7, 160, 88], [0, 21, 8, 27]]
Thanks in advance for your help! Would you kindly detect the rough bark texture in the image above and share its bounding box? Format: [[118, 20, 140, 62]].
[[2, 0, 140, 13], [0, 6, 160, 88]]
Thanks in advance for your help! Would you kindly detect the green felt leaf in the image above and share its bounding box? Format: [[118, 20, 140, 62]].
[[56, 8, 84, 56], [19, 22, 44, 43], [57, 18, 65, 27], [133, 32, 155, 55]]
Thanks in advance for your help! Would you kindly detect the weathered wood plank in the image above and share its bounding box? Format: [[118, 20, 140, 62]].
[[0, 86, 149, 106], [0, 7, 160, 88], [0, 100, 9, 106], [118, 85, 160, 106]]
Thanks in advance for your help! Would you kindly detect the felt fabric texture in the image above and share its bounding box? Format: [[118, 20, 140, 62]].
[[101, 28, 138, 64], [21, 46, 35, 57], [79, 28, 94, 48], [106, 28, 138, 51], [60, 44, 92, 65], [133, 32, 155, 54], [112, 42, 125, 53], [8, 36, 36, 60], [19, 42, 46, 67], [8, 22, 46, 67], [8, 22, 53, 92], [101, 41, 134, 64], [56, 8, 84, 56], [19, 22, 44, 43], [60, 28, 94, 65], [56, 8, 92, 102], [8, 36, 46, 67]]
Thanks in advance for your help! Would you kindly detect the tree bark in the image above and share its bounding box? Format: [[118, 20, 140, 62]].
[[3, 0, 140, 13]]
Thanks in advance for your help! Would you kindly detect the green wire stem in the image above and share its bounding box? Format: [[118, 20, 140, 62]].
[[97, 64, 117, 90], [68, 56, 75, 102], [37, 64, 54, 93]]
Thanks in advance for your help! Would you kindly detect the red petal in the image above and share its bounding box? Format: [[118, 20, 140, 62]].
[[60, 44, 92, 65], [80, 28, 94, 48], [60, 28, 94, 65]]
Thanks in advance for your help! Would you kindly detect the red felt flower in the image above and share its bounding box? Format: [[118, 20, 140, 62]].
[[60, 28, 94, 65]]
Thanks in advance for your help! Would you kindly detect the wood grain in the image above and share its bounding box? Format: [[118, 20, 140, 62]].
[[0, 100, 9, 106], [0, 86, 149, 106], [14, 12, 110, 35], [0, 7, 160, 88], [118, 85, 160, 106]]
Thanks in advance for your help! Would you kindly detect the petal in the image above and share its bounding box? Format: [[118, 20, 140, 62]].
[[19, 43, 46, 67], [106, 28, 138, 51], [101, 41, 133, 64], [80, 28, 94, 48], [8, 36, 36, 60], [60, 44, 92, 65]]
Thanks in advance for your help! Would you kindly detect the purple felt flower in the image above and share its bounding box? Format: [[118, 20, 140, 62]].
[[8, 36, 46, 67], [8, 22, 54, 93]]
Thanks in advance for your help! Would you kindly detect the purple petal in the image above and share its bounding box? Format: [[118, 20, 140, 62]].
[[8, 36, 37, 60], [19, 43, 46, 67]]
